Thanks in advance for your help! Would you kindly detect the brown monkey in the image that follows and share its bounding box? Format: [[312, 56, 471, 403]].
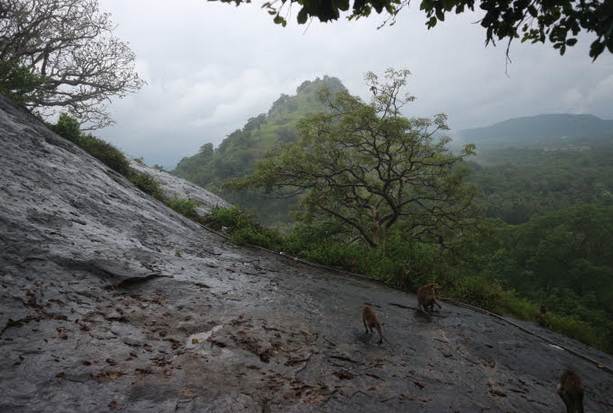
[[557, 369, 584, 413], [361, 306, 385, 344], [394, 264, 408, 290], [347, 258, 359, 274], [537, 304, 549, 328], [417, 283, 442, 313]]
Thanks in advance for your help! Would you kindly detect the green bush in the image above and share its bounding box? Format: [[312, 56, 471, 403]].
[[297, 241, 357, 268], [164, 193, 201, 220], [379, 234, 447, 290], [0, 59, 46, 104], [231, 227, 276, 248], [49, 113, 132, 176], [548, 313, 604, 349], [129, 172, 165, 201], [202, 206, 284, 250], [78, 134, 131, 176], [50, 113, 82, 143], [499, 292, 538, 321], [279, 222, 380, 274], [450, 276, 506, 311]]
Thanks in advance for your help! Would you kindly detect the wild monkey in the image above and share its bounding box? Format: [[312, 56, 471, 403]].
[[394, 264, 409, 290], [537, 304, 549, 328], [557, 369, 584, 413], [417, 283, 442, 313], [347, 258, 360, 274], [361, 306, 385, 344]]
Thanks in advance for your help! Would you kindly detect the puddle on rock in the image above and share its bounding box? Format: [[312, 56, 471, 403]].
[[186, 324, 224, 350]]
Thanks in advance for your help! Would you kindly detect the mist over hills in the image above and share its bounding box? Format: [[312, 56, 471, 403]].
[[455, 113, 613, 152], [174, 77, 613, 184], [170, 76, 613, 226], [171, 75, 346, 224], [173, 76, 345, 185]]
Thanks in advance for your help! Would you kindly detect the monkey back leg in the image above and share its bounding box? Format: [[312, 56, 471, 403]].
[[375, 325, 384, 344], [363, 318, 371, 334]]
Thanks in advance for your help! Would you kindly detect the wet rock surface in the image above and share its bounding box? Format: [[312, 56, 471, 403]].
[[128, 159, 230, 216], [1, 93, 612, 413]]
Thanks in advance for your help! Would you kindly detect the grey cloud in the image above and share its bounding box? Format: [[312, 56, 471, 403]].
[[97, 0, 613, 168]]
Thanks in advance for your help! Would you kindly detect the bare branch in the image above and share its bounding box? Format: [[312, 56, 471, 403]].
[[0, 0, 145, 129]]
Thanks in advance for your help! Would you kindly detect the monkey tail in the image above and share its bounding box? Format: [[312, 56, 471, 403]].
[[380, 335, 395, 353]]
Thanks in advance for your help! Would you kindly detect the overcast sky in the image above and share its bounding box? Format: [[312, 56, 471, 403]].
[[96, 0, 613, 169]]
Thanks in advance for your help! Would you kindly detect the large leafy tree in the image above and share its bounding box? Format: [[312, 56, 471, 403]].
[[0, 0, 145, 128], [214, 0, 613, 60], [231, 69, 478, 248]]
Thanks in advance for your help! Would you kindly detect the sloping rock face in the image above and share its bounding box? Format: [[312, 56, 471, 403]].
[[128, 159, 230, 216], [1, 93, 612, 413]]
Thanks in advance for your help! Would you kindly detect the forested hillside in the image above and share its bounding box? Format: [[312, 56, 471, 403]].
[[172, 76, 346, 225], [170, 77, 613, 354], [460, 120, 613, 352], [468, 147, 613, 224], [456, 114, 613, 151]]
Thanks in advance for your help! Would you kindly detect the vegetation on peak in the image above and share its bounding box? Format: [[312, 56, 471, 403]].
[[171, 76, 348, 225]]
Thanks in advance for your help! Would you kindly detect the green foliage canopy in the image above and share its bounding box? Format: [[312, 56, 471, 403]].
[[464, 205, 613, 350], [0, 0, 145, 128], [0, 59, 47, 104], [213, 0, 613, 60], [468, 147, 613, 224], [231, 69, 479, 248]]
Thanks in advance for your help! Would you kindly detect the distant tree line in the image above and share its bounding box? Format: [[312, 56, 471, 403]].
[[469, 147, 613, 224]]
